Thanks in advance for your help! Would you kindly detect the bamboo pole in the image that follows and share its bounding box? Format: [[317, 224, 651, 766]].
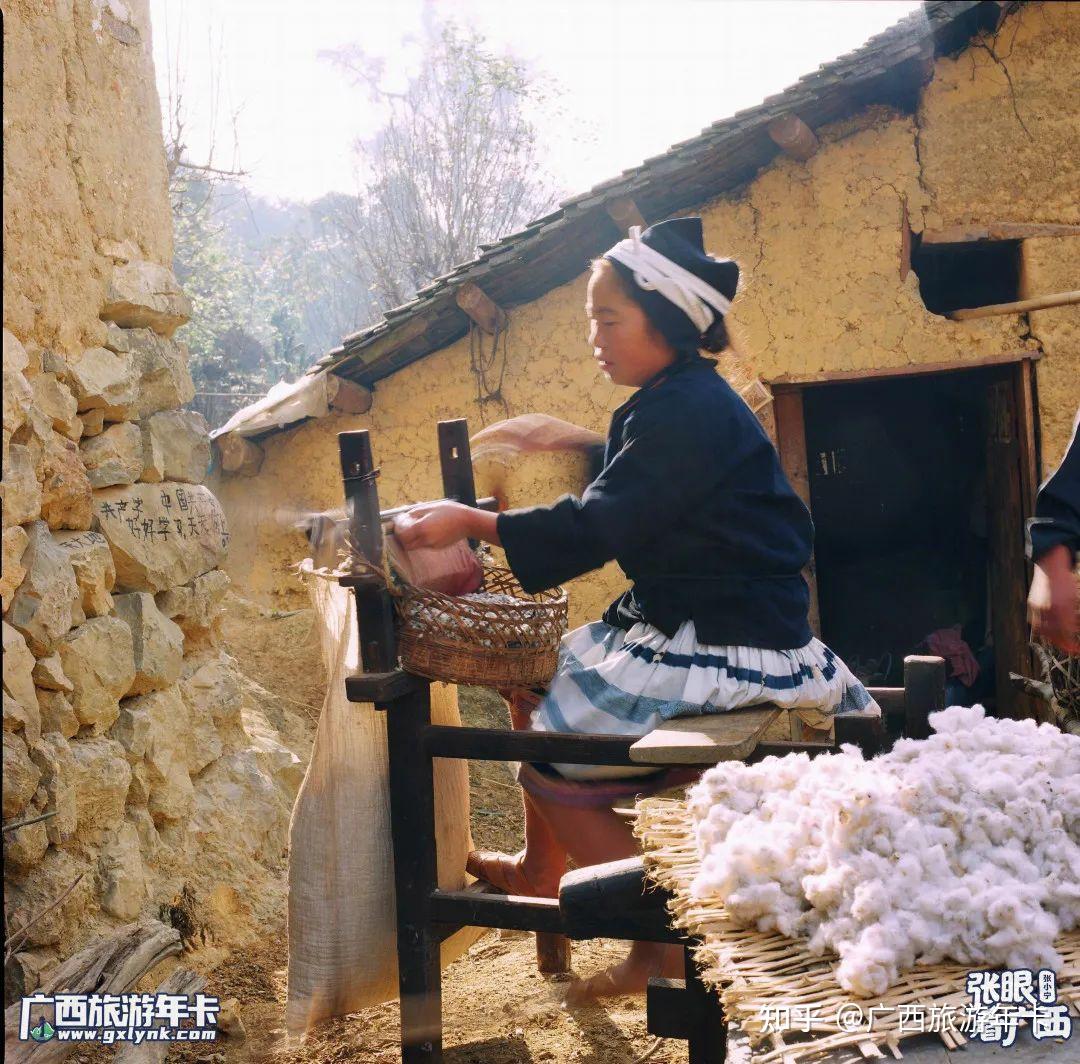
[[947, 289, 1080, 320]]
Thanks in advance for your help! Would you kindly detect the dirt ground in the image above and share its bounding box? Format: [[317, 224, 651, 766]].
[[158, 595, 687, 1064], [62, 594, 1076, 1064]]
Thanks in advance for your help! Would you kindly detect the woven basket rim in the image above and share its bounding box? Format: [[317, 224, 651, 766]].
[[395, 563, 566, 610]]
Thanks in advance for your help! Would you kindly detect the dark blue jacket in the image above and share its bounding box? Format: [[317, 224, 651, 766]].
[[496, 354, 814, 649]]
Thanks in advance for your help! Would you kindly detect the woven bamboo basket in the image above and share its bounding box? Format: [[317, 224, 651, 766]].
[[1034, 641, 1080, 728], [395, 565, 568, 687]]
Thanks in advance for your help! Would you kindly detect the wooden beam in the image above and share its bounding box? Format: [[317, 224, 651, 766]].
[[984, 379, 1038, 720], [605, 195, 647, 233], [920, 222, 1080, 244], [455, 282, 508, 334], [769, 350, 1042, 389], [216, 433, 264, 476], [767, 113, 819, 162], [1015, 359, 1039, 512], [560, 859, 682, 943], [947, 290, 1080, 321], [348, 313, 432, 369], [428, 890, 563, 935], [902, 656, 945, 741], [326, 374, 373, 414], [425, 724, 639, 765]]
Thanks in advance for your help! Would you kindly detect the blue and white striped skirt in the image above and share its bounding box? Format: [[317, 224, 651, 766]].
[[529, 619, 877, 780]]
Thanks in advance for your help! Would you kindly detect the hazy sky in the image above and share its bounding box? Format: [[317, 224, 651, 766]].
[[149, 0, 922, 204]]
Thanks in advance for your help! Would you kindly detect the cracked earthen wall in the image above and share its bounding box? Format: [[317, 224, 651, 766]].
[[2, 0, 304, 994], [217, 1, 1078, 627], [3, 0, 174, 351]]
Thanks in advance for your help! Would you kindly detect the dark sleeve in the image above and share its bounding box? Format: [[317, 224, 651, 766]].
[[496, 393, 739, 593], [1026, 413, 1080, 565]]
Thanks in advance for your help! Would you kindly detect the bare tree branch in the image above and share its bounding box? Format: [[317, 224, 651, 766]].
[[323, 20, 561, 313], [4, 873, 86, 962]]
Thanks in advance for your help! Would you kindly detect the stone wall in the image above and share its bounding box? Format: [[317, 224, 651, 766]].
[[2, 0, 301, 998], [213, 2, 1079, 629]]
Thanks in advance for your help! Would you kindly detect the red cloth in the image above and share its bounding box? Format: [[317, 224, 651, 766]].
[[924, 625, 980, 688], [385, 533, 483, 596]]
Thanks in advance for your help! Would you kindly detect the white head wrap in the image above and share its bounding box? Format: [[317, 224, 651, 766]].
[[605, 225, 733, 334]]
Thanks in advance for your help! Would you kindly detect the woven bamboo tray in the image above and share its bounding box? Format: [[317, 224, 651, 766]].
[[395, 565, 568, 687], [635, 797, 1080, 1063]]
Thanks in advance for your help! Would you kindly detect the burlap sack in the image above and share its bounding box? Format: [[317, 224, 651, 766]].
[[286, 563, 480, 1033]]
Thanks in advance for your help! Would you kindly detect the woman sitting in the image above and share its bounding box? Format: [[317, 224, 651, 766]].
[[394, 216, 876, 1001]]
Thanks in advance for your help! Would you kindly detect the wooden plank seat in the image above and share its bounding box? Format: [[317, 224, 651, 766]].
[[629, 701, 883, 764], [629, 705, 785, 764]]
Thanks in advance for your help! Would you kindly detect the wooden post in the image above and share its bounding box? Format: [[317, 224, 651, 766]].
[[903, 655, 945, 741], [437, 420, 478, 508], [535, 933, 572, 975], [338, 431, 396, 672], [338, 430, 443, 1062], [684, 946, 728, 1064], [437, 418, 573, 976], [386, 685, 442, 1061], [773, 389, 822, 637], [438, 419, 478, 550], [984, 377, 1039, 719]]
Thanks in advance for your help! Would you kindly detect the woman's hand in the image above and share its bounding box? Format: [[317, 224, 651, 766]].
[[1028, 543, 1080, 654], [393, 501, 475, 551]]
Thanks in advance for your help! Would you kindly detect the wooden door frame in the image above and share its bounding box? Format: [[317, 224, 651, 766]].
[[770, 353, 1042, 715]]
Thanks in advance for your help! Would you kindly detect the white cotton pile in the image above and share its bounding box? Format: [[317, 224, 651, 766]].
[[687, 705, 1080, 998]]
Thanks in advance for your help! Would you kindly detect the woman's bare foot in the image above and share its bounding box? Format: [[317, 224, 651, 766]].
[[465, 849, 563, 898], [563, 943, 683, 1006]]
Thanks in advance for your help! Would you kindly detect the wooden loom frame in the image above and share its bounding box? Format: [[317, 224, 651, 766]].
[[336, 418, 946, 1064]]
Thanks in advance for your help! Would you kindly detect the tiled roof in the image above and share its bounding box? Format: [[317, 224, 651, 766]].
[[311, 1, 1008, 390]]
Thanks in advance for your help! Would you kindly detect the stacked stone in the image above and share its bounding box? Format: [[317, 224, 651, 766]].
[[1, 250, 300, 994]]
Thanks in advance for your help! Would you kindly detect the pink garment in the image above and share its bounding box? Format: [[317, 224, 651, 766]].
[[924, 625, 980, 688]]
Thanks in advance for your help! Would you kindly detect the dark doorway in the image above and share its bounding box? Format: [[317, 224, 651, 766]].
[[798, 364, 1036, 713]]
